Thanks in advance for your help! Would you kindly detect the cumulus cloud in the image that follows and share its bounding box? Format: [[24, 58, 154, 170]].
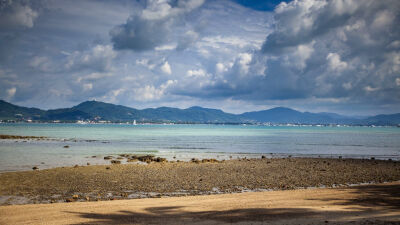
[[110, 0, 204, 51], [251, 0, 400, 105], [326, 53, 347, 72], [160, 61, 172, 75], [133, 79, 177, 101], [66, 45, 116, 72]]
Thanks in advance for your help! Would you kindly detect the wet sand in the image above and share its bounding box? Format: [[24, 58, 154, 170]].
[[0, 181, 399, 225], [0, 158, 399, 205]]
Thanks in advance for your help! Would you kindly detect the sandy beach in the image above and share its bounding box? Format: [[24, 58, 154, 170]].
[[0, 181, 399, 225]]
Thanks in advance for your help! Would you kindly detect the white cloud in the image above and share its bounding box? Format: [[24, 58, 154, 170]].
[[237, 53, 252, 74], [111, 0, 205, 51], [396, 78, 400, 86], [133, 79, 177, 101], [364, 86, 379, 92], [0, 1, 38, 29], [160, 61, 172, 75], [83, 83, 93, 91], [66, 45, 116, 72], [29, 56, 51, 72], [6, 87, 16, 98], [326, 53, 348, 72], [186, 69, 207, 77]]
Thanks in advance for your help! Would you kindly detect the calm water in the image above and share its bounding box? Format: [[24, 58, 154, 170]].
[[0, 123, 399, 172]]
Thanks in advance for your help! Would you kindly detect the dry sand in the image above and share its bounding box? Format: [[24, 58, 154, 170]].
[[0, 181, 399, 225]]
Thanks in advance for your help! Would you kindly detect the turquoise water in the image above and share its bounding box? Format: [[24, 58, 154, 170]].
[[0, 123, 399, 171]]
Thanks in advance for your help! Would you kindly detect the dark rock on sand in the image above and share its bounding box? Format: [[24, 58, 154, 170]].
[[63, 145, 69, 148], [111, 160, 121, 164], [104, 156, 113, 160], [32, 167, 39, 170]]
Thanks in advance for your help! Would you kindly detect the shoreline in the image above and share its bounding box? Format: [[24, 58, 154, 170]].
[[1, 157, 399, 206], [1, 181, 399, 225]]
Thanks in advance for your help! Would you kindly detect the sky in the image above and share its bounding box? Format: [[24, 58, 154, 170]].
[[0, 0, 399, 116]]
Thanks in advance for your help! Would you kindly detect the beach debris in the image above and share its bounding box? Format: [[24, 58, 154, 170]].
[[63, 145, 69, 148], [111, 160, 121, 164], [32, 166, 39, 170]]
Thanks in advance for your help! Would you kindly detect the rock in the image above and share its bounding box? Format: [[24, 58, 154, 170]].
[[65, 198, 75, 202], [106, 166, 111, 170], [91, 156, 97, 158], [32, 166, 39, 170], [338, 156, 342, 159], [63, 145, 69, 148], [371, 157, 375, 160], [117, 157, 124, 160], [87, 162, 90, 165], [111, 160, 121, 164], [104, 156, 113, 160], [156, 157, 167, 163], [127, 158, 138, 162], [137, 155, 155, 162], [191, 158, 200, 164], [261, 155, 266, 159]]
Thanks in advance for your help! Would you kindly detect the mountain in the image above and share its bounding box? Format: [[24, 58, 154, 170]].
[[140, 106, 242, 122], [0, 99, 399, 125], [0, 100, 46, 120], [73, 101, 141, 121], [240, 107, 351, 124], [360, 113, 400, 126]]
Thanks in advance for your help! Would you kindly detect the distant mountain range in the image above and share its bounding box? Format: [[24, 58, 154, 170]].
[[1, 100, 400, 125]]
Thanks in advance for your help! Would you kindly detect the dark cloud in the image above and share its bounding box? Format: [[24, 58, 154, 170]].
[[110, 0, 204, 51]]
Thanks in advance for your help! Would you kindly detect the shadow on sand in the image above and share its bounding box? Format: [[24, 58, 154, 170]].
[[66, 183, 400, 225]]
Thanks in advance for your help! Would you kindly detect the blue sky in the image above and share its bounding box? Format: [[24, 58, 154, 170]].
[[0, 0, 399, 116]]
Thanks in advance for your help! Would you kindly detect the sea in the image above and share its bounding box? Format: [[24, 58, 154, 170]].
[[0, 123, 399, 172]]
